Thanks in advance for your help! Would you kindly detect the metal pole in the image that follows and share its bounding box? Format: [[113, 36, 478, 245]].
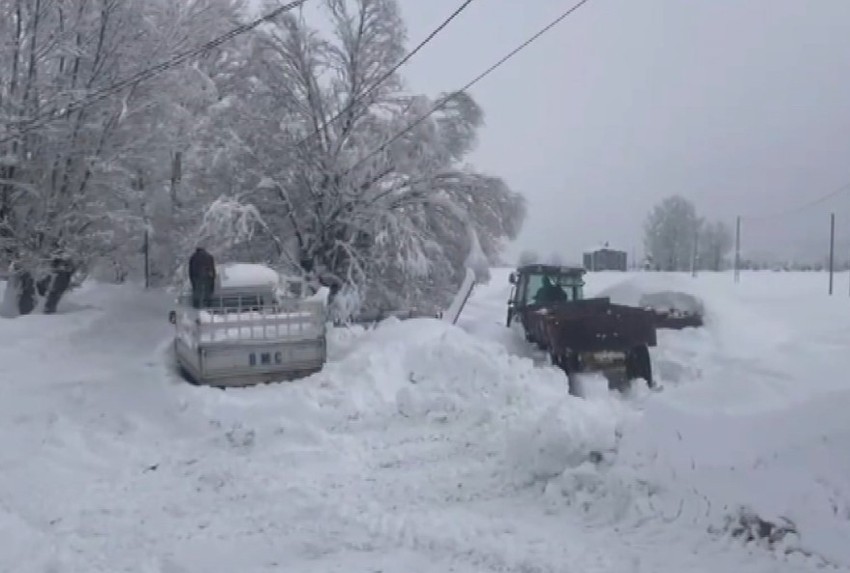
[[691, 227, 699, 277], [734, 216, 741, 283], [827, 213, 834, 294]]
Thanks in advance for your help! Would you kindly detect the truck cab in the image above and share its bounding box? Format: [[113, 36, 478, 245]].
[[170, 263, 327, 388], [507, 264, 586, 327]]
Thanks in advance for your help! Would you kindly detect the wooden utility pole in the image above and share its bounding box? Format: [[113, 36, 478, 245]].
[[691, 226, 699, 278], [136, 170, 150, 289], [170, 151, 182, 211], [734, 216, 741, 283], [143, 229, 150, 289], [828, 212, 835, 295]]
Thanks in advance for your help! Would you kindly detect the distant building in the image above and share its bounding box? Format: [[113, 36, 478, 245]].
[[583, 242, 627, 272]]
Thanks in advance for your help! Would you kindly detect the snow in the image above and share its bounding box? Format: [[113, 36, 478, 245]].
[[583, 242, 624, 254], [216, 262, 279, 290], [2, 270, 850, 571]]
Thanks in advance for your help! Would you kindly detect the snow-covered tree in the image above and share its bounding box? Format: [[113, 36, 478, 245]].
[[187, 0, 525, 313], [698, 220, 733, 271], [643, 195, 701, 272], [0, 0, 243, 313], [1, 0, 526, 316]]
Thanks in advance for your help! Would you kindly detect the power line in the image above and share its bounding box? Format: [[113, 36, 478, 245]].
[[1, 0, 309, 144], [4, 0, 475, 154], [292, 0, 476, 152], [349, 0, 594, 174], [741, 179, 850, 222]]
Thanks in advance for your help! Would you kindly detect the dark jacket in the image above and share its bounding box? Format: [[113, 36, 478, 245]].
[[188, 248, 216, 286], [534, 277, 567, 305]]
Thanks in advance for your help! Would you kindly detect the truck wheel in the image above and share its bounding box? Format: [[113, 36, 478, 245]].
[[626, 345, 654, 388]]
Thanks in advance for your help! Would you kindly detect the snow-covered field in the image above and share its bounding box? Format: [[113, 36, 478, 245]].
[[1, 269, 849, 572]]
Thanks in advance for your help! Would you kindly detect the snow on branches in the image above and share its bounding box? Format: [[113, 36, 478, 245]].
[[183, 0, 525, 312], [1, 0, 526, 315]]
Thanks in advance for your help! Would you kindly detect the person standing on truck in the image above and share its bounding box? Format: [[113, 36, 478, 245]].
[[188, 246, 216, 309], [534, 276, 567, 305]]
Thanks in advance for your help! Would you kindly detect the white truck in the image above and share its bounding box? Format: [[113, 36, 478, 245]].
[[169, 263, 327, 388]]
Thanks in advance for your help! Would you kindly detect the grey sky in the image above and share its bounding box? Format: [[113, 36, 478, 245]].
[[254, 0, 850, 264], [395, 0, 850, 264]]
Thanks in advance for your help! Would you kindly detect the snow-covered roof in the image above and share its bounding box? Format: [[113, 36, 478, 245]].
[[583, 242, 625, 254], [216, 263, 279, 290]]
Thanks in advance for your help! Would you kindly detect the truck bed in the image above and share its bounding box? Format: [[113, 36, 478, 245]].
[[177, 302, 325, 348], [173, 300, 327, 387], [523, 297, 657, 353]]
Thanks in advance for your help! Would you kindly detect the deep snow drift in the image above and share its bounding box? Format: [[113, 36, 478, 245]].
[[1, 270, 849, 572]]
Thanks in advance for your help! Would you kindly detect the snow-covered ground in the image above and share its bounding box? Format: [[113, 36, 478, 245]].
[[1, 270, 849, 572]]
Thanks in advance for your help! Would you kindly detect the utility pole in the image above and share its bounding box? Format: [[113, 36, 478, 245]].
[[828, 212, 835, 295], [691, 226, 699, 278], [170, 151, 182, 211], [734, 216, 741, 283], [143, 229, 150, 289], [136, 170, 150, 289]]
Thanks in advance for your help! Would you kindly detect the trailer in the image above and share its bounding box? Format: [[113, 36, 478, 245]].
[[169, 263, 327, 388], [507, 264, 657, 396]]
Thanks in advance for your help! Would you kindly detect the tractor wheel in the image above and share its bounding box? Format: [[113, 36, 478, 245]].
[[554, 352, 582, 397], [626, 344, 654, 389]]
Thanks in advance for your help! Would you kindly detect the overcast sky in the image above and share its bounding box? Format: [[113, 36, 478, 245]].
[[395, 0, 850, 264], [257, 0, 850, 264]]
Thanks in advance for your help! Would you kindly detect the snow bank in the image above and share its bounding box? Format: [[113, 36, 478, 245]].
[[323, 318, 607, 423], [613, 395, 850, 566], [185, 315, 628, 490]]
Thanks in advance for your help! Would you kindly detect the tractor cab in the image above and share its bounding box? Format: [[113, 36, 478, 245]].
[[507, 264, 586, 326]]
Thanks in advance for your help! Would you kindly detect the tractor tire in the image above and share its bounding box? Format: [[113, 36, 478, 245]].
[[554, 352, 582, 397], [625, 344, 654, 389]]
